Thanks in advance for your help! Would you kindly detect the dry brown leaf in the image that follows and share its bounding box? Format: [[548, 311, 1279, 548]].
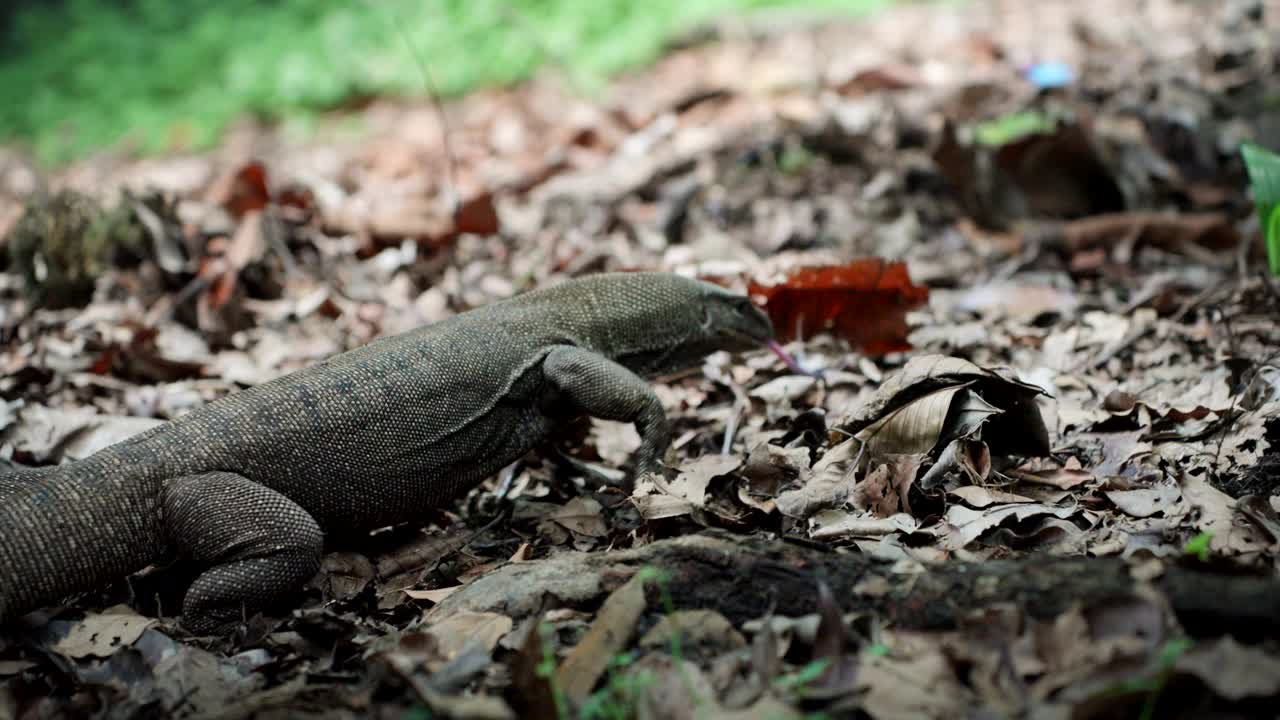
[[856, 385, 968, 456], [919, 438, 991, 490], [853, 455, 922, 517], [545, 497, 608, 540], [315, 551, 375, 601], [404, 586, 463, 604], [633, 654, 721, 720], [557, 573, 648, 705], [737, 442, 808, 513], [1030, 599, 1167, 702], [51, 606, 156, 659], [1177, 472, 1268, 556], [1236, 495, 1280, 544], [632, 492, 696, 521], [376, 529, 472, 579], [856, 646, 971, 719], [1175, 636, 1280, 700], [423, 610, 514, 661], [950, 485, 1035, 508], [2, 405, 163, 464], [852, 463, 897, 517], [1104, 483, 1181, 518], [670, 453, 742, 505], [631, 453, 742, 520], [775, 437, 861, 518], [638, 610, 745, 653], [810, 509, 918, 539], [951, 281, 1080, 320], [943, 503, 1080, 550], [749, 375, 818, 405], [1009, 464, 1094, 490], [1091, 430, 1152, 477]]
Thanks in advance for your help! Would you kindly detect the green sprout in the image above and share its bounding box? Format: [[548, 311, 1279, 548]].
[[1182, 531, 1212, 562], [1241, 143, 1280, 276]]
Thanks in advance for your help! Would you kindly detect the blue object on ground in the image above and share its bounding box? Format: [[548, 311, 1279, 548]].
[[1025, 61, 1074, 89]]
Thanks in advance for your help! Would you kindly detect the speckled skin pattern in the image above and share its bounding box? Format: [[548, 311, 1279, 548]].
[[0, 273, 774, 633]]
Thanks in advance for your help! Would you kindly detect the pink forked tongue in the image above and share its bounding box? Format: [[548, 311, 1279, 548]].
[[767, 340, 822, 378]]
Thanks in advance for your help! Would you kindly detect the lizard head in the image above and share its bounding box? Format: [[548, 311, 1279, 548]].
[[693, 281, 776, 352], [598, 273, 775, 376]]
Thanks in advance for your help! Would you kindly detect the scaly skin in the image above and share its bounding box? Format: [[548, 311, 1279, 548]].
[[0, 272, 774, 633]]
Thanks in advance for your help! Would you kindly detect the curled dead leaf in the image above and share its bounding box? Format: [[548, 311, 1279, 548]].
[[839, 355, 1051, 463]]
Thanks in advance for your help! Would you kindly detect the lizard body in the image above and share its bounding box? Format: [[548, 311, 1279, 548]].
[[0, 272, 773, 633]]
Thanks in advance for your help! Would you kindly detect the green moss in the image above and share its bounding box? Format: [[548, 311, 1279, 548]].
[[5, 189, 155, 308], [0, 0, 895, 167]]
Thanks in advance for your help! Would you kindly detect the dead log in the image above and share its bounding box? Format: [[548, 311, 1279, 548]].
[[430, 532, 1280, 639]]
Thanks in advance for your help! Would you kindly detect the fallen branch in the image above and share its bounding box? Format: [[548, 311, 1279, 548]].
[[430, 532, 1280, 639]]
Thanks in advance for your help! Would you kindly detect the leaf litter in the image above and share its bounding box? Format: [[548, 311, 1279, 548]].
[[3, 0, 1280, 717]]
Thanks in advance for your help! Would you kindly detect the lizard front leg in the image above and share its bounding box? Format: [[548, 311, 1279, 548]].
[[542, 345, 672, 481]]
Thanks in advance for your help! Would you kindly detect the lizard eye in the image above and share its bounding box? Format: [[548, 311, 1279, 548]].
[[701, 305, 715, 331]]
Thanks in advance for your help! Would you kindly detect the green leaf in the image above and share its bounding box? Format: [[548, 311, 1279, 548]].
[[973, 111, 1055, 147], [1268, 205, 1280, 271], [1183, 531, 1212, 561], [1240, 142, 1280, 276], [1156, 637, 1193, 667], [773, 658, 830, 690], [779, 145, 815, 174]]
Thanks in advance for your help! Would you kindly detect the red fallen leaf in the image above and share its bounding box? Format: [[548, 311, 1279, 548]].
[[507, 157, 571, 194], [223, 161, 272, 219], [453, 192, 500, 236], [834, 64, 922, 96], [194, 253, 238, 311], [90, 347, 117, 375], [747, 260, 929, 356], [275, 183, 316, 222], [194, 220, 259, 314], [207, 270, 237, 311], [89, 327, 205, 382]]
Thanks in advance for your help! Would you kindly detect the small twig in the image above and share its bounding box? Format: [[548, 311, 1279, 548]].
[[1257, 267, 1280, 308], [1120, 270, 1175, 315], [374, 1, 460, 214], [1070, 322, 1152, 373], [721, 384, 750, 455], [263, 208, 301, 280], [494, 459, 524, 502], [990, 234, 1043, 283], [1170, 282, 1225, 324], [1237, 231, 1253, 286], [411, 510, 509, 588], [1212, 347, 1280, 478]]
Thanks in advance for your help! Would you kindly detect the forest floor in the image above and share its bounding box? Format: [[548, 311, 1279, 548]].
[[2, 0, 1280, 718]]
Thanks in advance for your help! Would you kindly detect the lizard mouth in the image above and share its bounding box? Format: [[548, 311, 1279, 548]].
[[722, 326, 771, 348]]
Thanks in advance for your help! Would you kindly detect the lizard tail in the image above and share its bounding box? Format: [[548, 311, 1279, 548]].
[[0, 456, 167, 625]]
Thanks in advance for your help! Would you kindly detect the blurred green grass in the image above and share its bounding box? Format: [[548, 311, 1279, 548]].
[[1, 0, 895, 167]]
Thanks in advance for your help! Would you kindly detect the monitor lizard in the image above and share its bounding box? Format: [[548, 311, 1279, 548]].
[[0, 272, 774, 633]]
